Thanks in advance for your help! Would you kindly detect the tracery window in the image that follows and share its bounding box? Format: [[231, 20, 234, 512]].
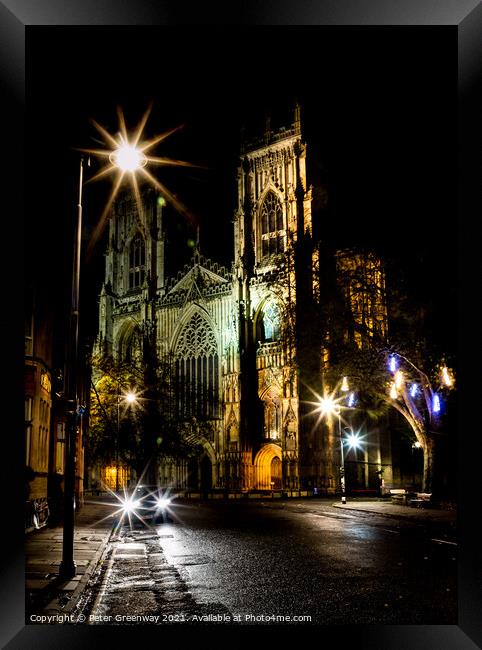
[[262, 301, 281, 342], [264, 392, 281, 439], [124, 329, 142, 363], [175, 313, 219, 419], [129, 234, 146, 289], [260, 191, 285, 257]]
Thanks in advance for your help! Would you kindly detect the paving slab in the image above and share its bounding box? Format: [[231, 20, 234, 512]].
[[25, 497, 115, 621]]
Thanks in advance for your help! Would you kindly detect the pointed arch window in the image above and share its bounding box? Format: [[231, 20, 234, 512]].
[[260, 191, 285, 258], [129, 234, 146, 289], [175, 313, 219, 419], [264, 395, 281, 439], [261, 301, 281, 342]]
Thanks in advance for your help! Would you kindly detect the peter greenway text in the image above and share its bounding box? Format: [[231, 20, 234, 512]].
[[30, 613, 313, 624]]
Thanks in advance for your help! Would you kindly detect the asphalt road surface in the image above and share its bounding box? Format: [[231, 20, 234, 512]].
[[90, 499, 457, 625]]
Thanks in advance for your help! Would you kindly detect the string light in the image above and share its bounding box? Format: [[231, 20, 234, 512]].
[[441, 366, 453, 387], [394, 370, 404, 389], [433, 393, 441, 413], [389, 383, 397, 399], [341, 376, 349, 392], [389, 355, 397, 373], [410, 383, 419, 398], [347, 392, 356, 407]]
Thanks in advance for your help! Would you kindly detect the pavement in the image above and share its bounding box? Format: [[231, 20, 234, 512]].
[[25, 495, 456, 624], [331, 498, 456, 524], [25, 498, 114, 621]]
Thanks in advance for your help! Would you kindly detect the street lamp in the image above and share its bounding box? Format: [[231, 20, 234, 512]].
[[59, 155, 85, 579], [59, 146, 146, 580], [116, 388, 139, 492], [318, 396, 346, 504]]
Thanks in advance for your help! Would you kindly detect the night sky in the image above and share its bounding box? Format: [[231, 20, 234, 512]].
[[26, 26, 457, 363]]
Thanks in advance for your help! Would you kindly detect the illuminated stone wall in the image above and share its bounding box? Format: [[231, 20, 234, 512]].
[[94, 106, 391, 494]]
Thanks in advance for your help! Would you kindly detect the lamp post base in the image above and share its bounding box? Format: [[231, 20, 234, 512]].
[[59, 560, 77, 580]]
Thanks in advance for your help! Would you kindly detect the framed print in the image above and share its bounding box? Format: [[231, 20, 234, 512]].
[[2, 1, 481, 648]]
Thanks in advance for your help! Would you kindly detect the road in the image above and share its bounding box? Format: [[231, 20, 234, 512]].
[[88, 499, 457, 625]]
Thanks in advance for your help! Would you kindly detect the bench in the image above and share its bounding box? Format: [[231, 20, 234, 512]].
[[409, 492, 432, 508], [389, 489, 407, 505]]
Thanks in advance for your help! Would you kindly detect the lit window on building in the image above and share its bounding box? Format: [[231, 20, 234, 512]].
[[55, 422, 65, 474], [129, 234, 146, 289], [260, 191, 285, 257], [25, 397, 33, 465], [336, 250, 387, 348], [264, 395, 281, 440], [175, 313, 219, 419], [261, 301, 281, 342]]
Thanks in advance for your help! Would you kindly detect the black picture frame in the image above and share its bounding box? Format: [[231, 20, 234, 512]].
[[2, 1, 480, 648]]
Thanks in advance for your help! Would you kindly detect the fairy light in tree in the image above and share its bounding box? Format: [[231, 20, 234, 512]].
[[410, 383, 419, 398], [389, 383, 398, 399], [389, 355, 397, 373], [394, 370, 404, 389], [433, 393, 441, 413], [441, 366, 453, 387], [341, 376, 349, 392], [347, 392, 356, 407]]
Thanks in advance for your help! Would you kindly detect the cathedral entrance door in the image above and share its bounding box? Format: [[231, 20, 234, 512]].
[[270, 457, 282, 489], [188, 458, 199, 490], [200, 455, 212, 491], [254, 443, 282, 490]]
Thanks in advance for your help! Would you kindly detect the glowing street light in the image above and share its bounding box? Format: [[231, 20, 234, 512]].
[[317, 395, 341, 418], [346, 432, 362, 450], [109, 144, 147, 173], [317, 394, 346, 504], [79, 106, 201, 259], [115, 387, 140, 492]]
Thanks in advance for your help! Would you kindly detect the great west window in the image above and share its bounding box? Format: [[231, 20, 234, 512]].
[[175, 313, 219, 419]]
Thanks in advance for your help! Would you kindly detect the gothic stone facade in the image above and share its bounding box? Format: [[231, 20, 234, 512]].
[[95, 110, 388, 493]]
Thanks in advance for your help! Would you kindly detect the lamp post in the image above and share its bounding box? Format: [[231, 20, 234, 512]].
[[317, 389, 362, 505], [317, 396, 346, 505], [59, 141, 146, 580], [337, 409, 346, 504], [116, 382, 120, 493], [59, 155, 84, 579], [115, 389, 138, 492]]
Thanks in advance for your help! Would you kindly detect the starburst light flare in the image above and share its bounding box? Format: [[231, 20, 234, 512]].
[[80, 105, 201, 259]]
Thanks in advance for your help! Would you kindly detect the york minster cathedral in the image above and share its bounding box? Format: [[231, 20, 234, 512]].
[[94, 105, 392, 494]]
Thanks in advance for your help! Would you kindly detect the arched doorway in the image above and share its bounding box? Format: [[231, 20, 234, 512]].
[[187, 458, 198, 490], [254, 443, 283, 490], [200, 455, 212, 490], [270, 457, 282, 489]]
